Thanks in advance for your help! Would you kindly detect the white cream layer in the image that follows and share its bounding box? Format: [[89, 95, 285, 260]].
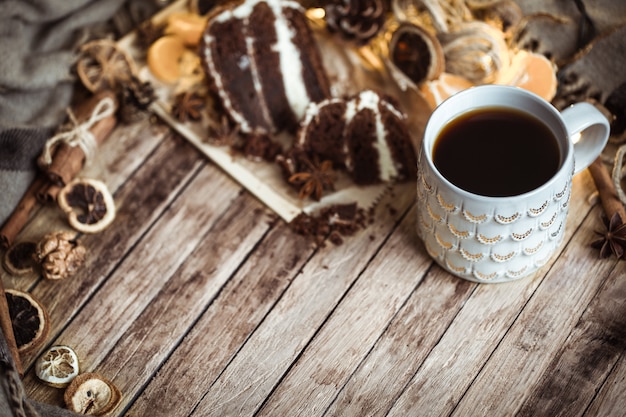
[[298, 91, 406, 181]]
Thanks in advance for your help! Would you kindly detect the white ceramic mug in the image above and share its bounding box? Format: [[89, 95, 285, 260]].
[[416, 85, 610, 283]]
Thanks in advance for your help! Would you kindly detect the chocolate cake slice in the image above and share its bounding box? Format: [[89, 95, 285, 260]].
[[200, 0, 331, 136], [297, 90, 418, 185]]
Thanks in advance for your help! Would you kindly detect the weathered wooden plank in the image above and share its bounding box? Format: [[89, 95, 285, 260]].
[[81, 118, 172, 192], [383, 264, 547, 417], [189, 186, 422, 417], [585, 352, 626, 416], [323, 251, 476, 417], [24, 160, 241, 407], [385, 172, 600, 417], [449, 209, 616, 415], [124, 218, 316, 417], [515, 259, 626, 416], [20, 133, 203, 371], [102, 191, 273, 415]]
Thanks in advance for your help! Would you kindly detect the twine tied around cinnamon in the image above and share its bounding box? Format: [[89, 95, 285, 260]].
[[38, 96, 116, 169]]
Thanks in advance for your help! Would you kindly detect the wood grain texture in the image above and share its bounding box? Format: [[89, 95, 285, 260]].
[[517, 259, 626, 416], [124, 218, 315, 417], [10, 9, 626, 414], [585, 351, 626, 416], [196, 185, 417, 417], [324, 255, 476, 417], [93, 177, 271, 414], [13, 145, 624, 417], [14, 134, 623, 417]]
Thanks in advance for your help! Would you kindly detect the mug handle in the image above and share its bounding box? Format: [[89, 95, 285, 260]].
[[561, 102, 610, 174]]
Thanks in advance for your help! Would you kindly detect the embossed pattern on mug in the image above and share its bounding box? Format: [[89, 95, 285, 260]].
[[415, 164, 572, 283]]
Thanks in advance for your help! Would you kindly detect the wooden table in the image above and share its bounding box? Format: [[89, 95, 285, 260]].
[[4, 5, 626, 415], [6, 107, 623, 416]]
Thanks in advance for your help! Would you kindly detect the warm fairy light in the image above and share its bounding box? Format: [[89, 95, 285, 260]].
[[306, 7, 326, 20]]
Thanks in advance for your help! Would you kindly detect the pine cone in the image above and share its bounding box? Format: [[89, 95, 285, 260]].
[[325, 0, 387, 45], [119, 75, 157, 123], [34, 232, 86, 280]]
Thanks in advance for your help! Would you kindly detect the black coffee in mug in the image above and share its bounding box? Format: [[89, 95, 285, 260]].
[[432, 107, 561, 197]]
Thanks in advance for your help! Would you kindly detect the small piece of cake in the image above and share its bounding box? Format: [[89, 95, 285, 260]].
[[200, 0, 331, 136], [296, 90, 418, 185]]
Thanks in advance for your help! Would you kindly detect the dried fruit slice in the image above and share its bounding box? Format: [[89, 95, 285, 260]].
[[147, 35, 188, 83], [496, 50, 558, 102], [57, 178, 116, 234], [5, 289, 49, 354], [419, 72, 475, 109], [76, 39, 136, 93], [165, 12, 208, 46], [439, 21, 511, 85], [2, 241, 38, 276], [64, 372, 121, 416], [388, 22, 445, 88], [35, 345, 80, 388]]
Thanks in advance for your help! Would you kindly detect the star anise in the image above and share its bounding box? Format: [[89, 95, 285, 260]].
[[288, 157, 336, 201], [591, 212, 626, 259], [171, 91, 205, 123]]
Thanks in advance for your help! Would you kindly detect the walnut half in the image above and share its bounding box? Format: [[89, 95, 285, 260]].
[[34, 232, 86, 280]]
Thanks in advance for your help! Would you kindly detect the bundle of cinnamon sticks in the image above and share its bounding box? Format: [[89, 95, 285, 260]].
[[0, 90, 118, 249]]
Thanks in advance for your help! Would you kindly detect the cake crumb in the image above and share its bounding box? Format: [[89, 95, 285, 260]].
[[289, 203, 368, 246]]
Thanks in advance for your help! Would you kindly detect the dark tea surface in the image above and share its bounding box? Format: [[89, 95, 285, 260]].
[[432, 107, 561, 197]]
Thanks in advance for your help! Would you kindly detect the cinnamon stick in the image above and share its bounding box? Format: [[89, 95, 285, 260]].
[[43, 90, 118, 187], [37, 183, 62, 203], [0, 175, 48, 249], [0, 278, 23, 376], [588, 156, 626, 222]]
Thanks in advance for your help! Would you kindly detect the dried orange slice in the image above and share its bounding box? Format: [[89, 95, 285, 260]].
[[35, 345, 80, 388], [147, 35, 188, 83], [64, 372, 122, 416], [5, 289, 49, 354], [496, 50, 557, 102], [3, 241, 38, 276], [57, 178, 116, 234], [76, 39, 136, 93], [419, 72, 475, 110], [147, 34, 204, 88], [165, 12, 208, 46]]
